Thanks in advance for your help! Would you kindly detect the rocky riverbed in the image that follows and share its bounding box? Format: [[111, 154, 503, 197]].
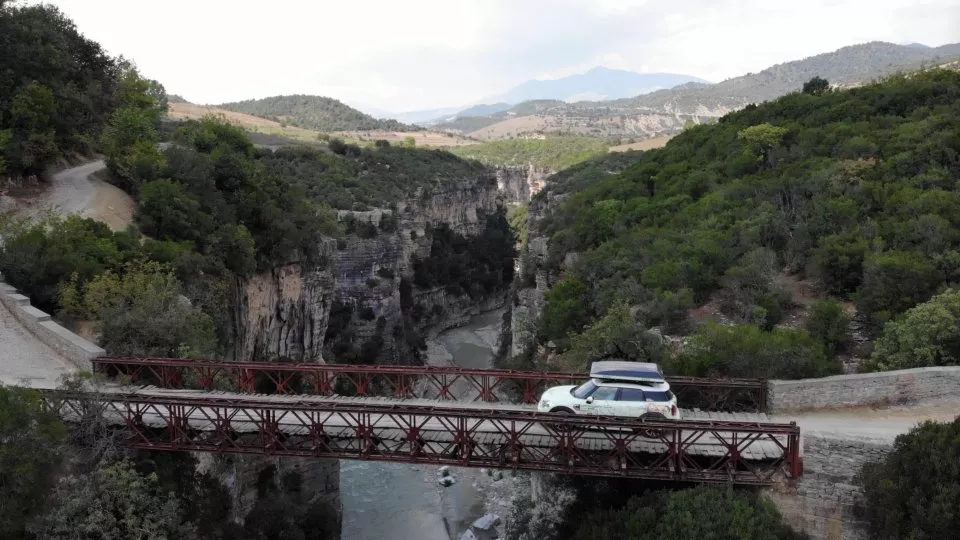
[[340, 309, 515, 540]]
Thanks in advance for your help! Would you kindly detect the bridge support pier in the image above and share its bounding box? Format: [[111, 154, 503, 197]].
[[763, 435, 890, 540]]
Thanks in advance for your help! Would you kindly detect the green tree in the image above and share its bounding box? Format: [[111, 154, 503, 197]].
[[859, 418, 960, 540], [136, 179, 209, 241], [540, 276, 593, 345], [802, 76, 830, 95], [573, 486, 805, 540], [60, 260, 217, 357], [101, 106, 163, 190], [805, 299, 850, 356], [737, 122, 788, 163], [557, 302, 667, 371], [4, 81, 59, 174], [402, 135, 416, 148], [866, 288, 960, 371], [33, 460, 197, 540], [0, 385, 66, 538]]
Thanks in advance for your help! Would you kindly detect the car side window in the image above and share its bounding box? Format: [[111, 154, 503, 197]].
[[617, 388, 646, 402], [591, 386, 618, 401]]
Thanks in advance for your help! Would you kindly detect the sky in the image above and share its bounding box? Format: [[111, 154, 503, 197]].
[[39, 0, 960, 113]]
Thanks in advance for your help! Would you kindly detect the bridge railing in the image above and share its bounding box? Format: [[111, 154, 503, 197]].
[[91, 356, 768, 412], [39, 390, 800, 485]]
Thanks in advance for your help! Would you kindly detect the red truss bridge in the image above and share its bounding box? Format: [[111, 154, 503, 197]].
[[91, 356, 769, 413], [40, 390, 802, 485]]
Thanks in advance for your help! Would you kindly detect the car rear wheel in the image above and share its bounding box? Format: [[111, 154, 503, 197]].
[[636, 412, 666, 439], [548, 407, 575, 431]]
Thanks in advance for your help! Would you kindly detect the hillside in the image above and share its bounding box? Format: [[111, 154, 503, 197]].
[[525, 69, 960, 379], [437, 41, 960, 141], [448, 136, 609, 171], [167, 102, 474, 148], [218, 94, 420, 132]]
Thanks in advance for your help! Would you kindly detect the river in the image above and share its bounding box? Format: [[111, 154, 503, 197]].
[[340, 309, 512, 540]]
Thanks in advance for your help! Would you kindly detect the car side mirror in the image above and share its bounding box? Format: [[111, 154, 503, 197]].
[[585, 397, 594, 404]]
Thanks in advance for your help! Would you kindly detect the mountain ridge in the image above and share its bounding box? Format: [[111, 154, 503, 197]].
[[435, 41, 960, 139], [218, 94, 419, 132]]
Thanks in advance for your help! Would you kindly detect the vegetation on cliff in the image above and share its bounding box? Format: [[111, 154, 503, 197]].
[[448, 136, 609, 170], [530, 69, 960, 377], [260, 143, 492, 211], [218, 94, 416, 132], [859, 417, 960, 539]]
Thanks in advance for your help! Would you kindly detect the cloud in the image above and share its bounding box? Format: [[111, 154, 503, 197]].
[[39, 0, 960, 112]]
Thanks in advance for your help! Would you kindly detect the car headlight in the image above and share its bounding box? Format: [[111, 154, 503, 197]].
[[539, 399, 550, 409]]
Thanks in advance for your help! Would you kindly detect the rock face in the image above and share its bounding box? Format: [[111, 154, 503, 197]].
[[235, 252, 337, 361], [495, 165, 551, 203]]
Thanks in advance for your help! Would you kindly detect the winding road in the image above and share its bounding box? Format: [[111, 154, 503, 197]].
[[23, 160, 134, 231]]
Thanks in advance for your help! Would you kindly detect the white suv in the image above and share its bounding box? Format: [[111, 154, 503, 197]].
[[536, 361, 680, 420]]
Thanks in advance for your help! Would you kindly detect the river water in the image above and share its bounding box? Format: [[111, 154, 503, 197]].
[[340, 309, 510, 540]]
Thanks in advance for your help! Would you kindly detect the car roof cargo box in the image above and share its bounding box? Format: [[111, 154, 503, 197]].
[[590, 361, 665, 383]]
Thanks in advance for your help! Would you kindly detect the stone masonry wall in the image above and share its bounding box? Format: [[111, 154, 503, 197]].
[[0, 280, 104, 370], [765, 435, 890, 540], [768, 366, 960, 412]]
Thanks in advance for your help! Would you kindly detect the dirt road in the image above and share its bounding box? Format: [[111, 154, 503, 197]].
[[771, 398, 960, 443], [25, 160, 135, 231]]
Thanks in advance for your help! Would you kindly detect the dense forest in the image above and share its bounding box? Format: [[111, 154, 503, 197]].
[[448, 136, 610, 170], [524, 69, 960, 378], [218, 95, 417, 132], [260, 142, 492, 210], [0, 3, 148, 176]]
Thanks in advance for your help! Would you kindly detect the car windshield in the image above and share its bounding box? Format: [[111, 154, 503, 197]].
[[570, 380, 598, 399]]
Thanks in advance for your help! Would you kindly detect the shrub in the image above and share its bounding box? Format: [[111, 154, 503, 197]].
[[670, 322, 839, 379], [859, 418, 960, 539], [572, 486, 806, 540], [805, 299, 850, 356]]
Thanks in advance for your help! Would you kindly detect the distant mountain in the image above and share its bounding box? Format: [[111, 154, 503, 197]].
[[436, 41, 960, 140], [379, 106, 462, 125], [490, 67, 710, 104], [619, 41, 960, 111], [455, 102, 513, 118], [218, 94, 419, 132]]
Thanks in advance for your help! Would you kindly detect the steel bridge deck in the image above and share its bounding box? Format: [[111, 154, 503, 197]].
[[41, 386, 801, 485]]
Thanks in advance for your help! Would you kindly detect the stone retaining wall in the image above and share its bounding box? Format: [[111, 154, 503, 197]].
[[0, 281, 103, 371], [768, 366, 960, 412], [766, 435, 890, 540]]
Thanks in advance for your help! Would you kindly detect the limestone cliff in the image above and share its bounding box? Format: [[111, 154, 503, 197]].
[[495, 165, 551, 204], [234, 239, 337, 362], [236, 165, 511, 366]]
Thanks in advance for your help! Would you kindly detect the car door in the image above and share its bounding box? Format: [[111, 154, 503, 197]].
[[615, 387, 648, 417], [581, 385, 619, 416]]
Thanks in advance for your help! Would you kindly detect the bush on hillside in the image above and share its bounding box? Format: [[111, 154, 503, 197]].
[[670, 322, 839, 379], [805, 299, 850, 356], [865, 288, 960, 371]]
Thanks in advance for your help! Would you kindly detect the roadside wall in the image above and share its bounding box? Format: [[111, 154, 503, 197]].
[[0, 281, 103, 371], [768, 367, 960, 412], [765, 435, 889, 540]]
